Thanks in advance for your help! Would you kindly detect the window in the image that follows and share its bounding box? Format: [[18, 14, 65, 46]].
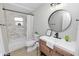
[[14, 17, 24, 26], [15, 17, 23, 21]]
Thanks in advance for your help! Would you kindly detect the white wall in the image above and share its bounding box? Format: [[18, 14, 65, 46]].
[[33, 3, 79, 41]]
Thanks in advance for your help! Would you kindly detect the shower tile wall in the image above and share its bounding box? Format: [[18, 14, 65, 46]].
[[5, 11, 25, 39], [0, 3, 33, 54], [5, 10, 27, 52]]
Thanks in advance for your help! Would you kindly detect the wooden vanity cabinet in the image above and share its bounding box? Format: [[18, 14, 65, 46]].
[[39, 39, 62, 56], [39, 39, 74, 56]]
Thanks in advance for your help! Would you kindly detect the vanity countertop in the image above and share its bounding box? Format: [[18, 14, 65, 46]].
[[40, 36, 77, 55]]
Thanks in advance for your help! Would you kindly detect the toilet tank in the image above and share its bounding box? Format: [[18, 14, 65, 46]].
[[32, 34, 39, 40], [26, 34, 39, 47]]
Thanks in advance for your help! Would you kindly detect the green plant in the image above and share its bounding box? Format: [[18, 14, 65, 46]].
[[64, 35, 70, 41], [35, 32, 39, 35]]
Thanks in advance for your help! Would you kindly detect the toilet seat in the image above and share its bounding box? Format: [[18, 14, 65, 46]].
[[26, 40, 39, 52]]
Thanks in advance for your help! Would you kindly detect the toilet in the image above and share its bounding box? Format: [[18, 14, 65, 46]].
[[26, 34, 39, 52]]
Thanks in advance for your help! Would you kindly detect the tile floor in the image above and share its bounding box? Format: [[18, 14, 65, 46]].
[[10, 47, 40, 56]]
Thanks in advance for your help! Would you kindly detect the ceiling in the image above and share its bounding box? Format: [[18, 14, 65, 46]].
[[17, 3, 44, 10], [4, 3, 45, 13]]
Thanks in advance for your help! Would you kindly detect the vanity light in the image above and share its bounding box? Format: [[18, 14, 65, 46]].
[[50, 3, 61, 10], [50, 3, 61, 7]]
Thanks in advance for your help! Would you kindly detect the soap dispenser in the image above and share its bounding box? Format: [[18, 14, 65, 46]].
[[54, 33, 59, 38]]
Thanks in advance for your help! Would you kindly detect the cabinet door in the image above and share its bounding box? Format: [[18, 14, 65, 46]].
[[39, 40, 51, 56], [40, 44, 50, 56], [39, 39, 46, 45]]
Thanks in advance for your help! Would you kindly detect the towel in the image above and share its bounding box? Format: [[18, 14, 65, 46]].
[[46, 41, 55, 49]]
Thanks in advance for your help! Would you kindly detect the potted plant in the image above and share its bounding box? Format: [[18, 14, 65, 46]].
[[64, 35, 70, 42]]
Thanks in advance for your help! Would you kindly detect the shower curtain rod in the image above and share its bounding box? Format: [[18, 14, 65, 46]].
[[2, 8, 34, 16]]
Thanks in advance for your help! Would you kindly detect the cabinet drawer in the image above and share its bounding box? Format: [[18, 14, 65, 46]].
[[50, 48, 62, 56], [52, 51, 62, 56], [54, 46, 73, 56]]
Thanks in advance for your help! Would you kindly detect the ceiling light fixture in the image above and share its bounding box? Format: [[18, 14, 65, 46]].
[[50, 3, 61, 10], [50, 3, 61, 7]]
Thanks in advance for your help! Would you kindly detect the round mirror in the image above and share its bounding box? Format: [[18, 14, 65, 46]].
[[48, 10, 72, 32]]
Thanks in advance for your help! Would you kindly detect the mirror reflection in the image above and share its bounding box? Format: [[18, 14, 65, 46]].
[[48, 10, 72, 32]]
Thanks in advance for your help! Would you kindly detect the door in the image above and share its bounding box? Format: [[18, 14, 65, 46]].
[[4, 10, 27, 52]]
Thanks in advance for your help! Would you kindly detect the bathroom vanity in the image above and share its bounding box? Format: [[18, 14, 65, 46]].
[[39, 9, 77, 56], [39, 36, 76, 56]]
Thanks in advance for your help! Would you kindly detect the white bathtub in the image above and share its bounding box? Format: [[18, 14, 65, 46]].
[[9, 37, 26, 52]]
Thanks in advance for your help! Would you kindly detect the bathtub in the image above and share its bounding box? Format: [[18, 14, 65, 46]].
[[9, 37, 26, 52]]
